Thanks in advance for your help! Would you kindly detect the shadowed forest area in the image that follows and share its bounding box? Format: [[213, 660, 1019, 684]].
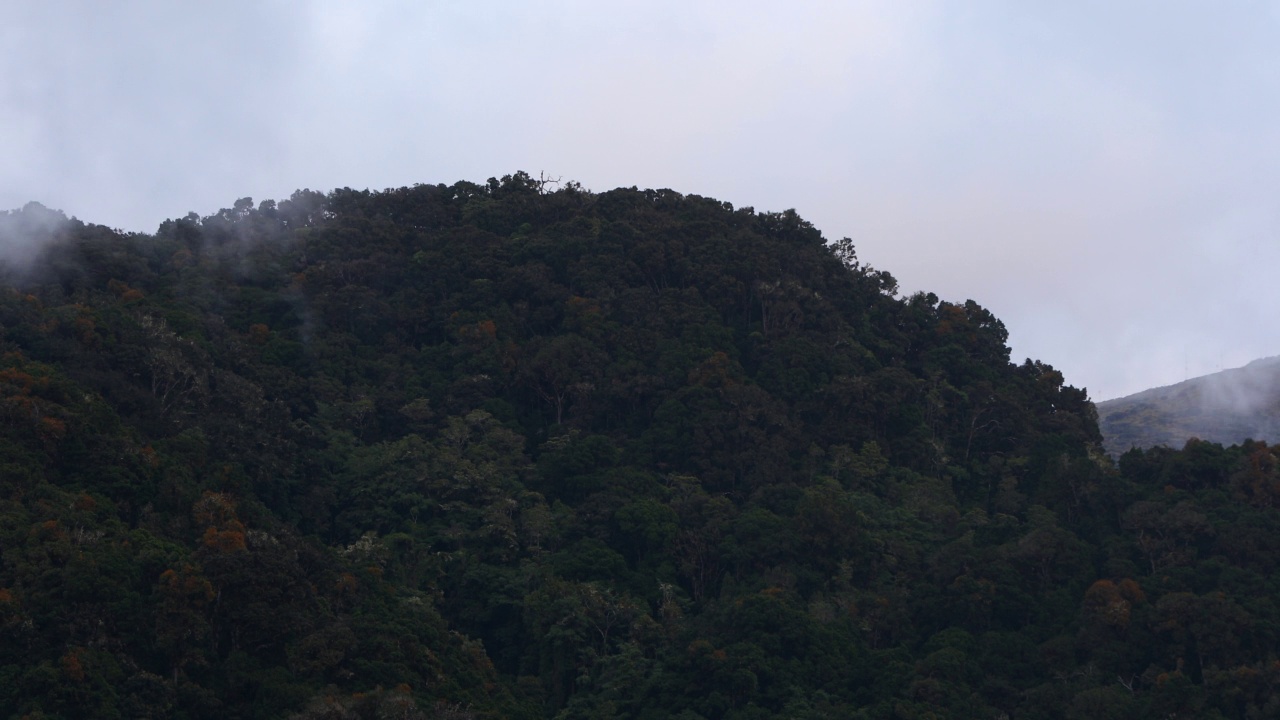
[[1, 173, 1279, 719]]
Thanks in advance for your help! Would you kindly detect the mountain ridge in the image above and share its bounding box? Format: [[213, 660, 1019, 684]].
[[1098, 355, 1280, 455]]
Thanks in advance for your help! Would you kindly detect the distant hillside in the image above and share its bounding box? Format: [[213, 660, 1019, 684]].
[[1098, 356, 1280, 454]]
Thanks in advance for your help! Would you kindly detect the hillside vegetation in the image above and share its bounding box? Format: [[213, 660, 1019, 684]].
[[1, 174, 1279, 719]]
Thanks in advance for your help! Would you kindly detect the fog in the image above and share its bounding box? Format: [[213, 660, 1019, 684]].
[[1181, 356, 1280, 416], [0, 202, 70, 274]]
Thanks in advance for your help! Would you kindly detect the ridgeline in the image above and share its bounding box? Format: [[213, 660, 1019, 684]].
[[1099, 357, 1280, 456]]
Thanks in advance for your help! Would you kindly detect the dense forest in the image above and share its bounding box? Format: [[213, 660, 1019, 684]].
[[1, 173, 1278, 719]]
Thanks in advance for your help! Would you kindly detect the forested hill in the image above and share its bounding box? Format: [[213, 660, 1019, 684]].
[[1, 174, 1278, 719]]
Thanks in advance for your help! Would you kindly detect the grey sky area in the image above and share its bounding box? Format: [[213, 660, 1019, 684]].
[[4, 1, 1280, 401]]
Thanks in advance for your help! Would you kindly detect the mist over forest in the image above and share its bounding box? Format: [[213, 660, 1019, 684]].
[[1099, 356, 1280, 456], [0, 202, 72, 272], [1, 176, 1279, 719]]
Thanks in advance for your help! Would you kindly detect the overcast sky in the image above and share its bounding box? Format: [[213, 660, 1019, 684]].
[[4, 1, 1280, 401]]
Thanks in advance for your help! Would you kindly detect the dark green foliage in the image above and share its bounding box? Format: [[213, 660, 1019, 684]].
[[0, 175, 1274, 718]]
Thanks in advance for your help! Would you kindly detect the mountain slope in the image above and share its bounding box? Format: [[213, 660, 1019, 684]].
[[1098, 356, 1280, 455], [4, 175, 1280, 719]]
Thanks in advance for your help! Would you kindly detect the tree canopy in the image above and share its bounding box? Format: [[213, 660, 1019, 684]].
[[0, 174, 1275, 719]]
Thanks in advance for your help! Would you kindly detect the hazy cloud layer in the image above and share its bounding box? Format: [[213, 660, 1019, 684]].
[[4, 1, 1280, 400], [0, 202, 69, 274]]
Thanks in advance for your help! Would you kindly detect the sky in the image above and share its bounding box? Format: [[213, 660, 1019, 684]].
[[3, 1, 1280, 401]]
